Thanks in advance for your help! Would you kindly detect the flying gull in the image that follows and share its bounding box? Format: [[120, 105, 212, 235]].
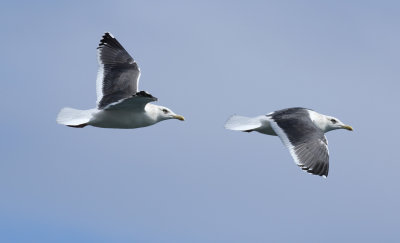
[[225, 107, 353, 177], [57, 32, 184, 129]]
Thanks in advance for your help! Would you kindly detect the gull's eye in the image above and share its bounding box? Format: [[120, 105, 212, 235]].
[[330, 119, 337, 124], [162, 109, 168, 114]]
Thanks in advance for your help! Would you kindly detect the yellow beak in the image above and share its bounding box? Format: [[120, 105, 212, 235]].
[[173, 115, 185, 121], [342, 125, 353, 131]]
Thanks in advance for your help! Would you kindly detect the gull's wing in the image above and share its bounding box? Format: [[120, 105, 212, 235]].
[[103, 91, 157, 111], [96, 32, 141, 109], [269, 108, 329, 177]]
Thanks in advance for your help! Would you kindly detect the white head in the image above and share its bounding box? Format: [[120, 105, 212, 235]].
[[323, 115, 353, 132], [153, 105, 185, 122], [308, 110, 353, 133]]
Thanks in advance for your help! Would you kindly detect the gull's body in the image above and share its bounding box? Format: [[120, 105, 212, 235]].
[[89, 103, 170, 129], [57, 33, 184, 129], [225, 107, 353, 177]]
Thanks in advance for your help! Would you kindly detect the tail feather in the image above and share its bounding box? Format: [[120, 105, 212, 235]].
[[56, 107, 94, 128], [67, 123, 88, 128], [224, 115, 263, 132]]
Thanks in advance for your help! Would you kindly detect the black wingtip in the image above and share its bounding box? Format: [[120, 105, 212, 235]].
[[300, 165, 328, 178], [98, 32, 116, 49], [135, 91, 158, 101], [103, 32, 114, 38], [308, 169, 329, 178]]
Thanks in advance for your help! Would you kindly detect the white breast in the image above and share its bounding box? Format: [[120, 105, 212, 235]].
[[89, 109, 156, 129], [307, 110, 330, 132]]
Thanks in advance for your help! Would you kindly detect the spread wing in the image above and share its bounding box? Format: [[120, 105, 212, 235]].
[[96, 32, 141, 109], [269, 109, 330, 177], [103, 91, 157, 111]]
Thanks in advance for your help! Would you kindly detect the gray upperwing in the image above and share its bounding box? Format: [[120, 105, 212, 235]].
[[292, 136, 329, 177], [270, 108, 330, 177], [96, 33, 141, 109], [104, 92, 158, 111]]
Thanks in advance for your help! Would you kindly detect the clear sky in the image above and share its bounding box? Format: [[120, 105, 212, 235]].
[[1, 0, 400, 242]]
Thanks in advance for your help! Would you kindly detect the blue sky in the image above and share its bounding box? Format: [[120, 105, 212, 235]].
[[1, 0, 400, 242]]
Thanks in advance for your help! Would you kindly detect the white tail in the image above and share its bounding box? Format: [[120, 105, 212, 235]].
[[56, 107, 94, 127], [224, 115, 263, 131]]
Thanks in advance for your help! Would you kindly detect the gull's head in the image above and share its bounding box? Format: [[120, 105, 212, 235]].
[[156, 106, 185, 121], [309, 110, 353, 132], [325, 116, 353, 132]]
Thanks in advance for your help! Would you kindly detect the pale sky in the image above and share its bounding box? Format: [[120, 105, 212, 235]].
[[1, 0, 400, 242]]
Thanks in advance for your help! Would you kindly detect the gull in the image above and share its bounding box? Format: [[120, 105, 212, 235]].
[[225, 107, 353, 177], [57, 32, 184, 129]]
